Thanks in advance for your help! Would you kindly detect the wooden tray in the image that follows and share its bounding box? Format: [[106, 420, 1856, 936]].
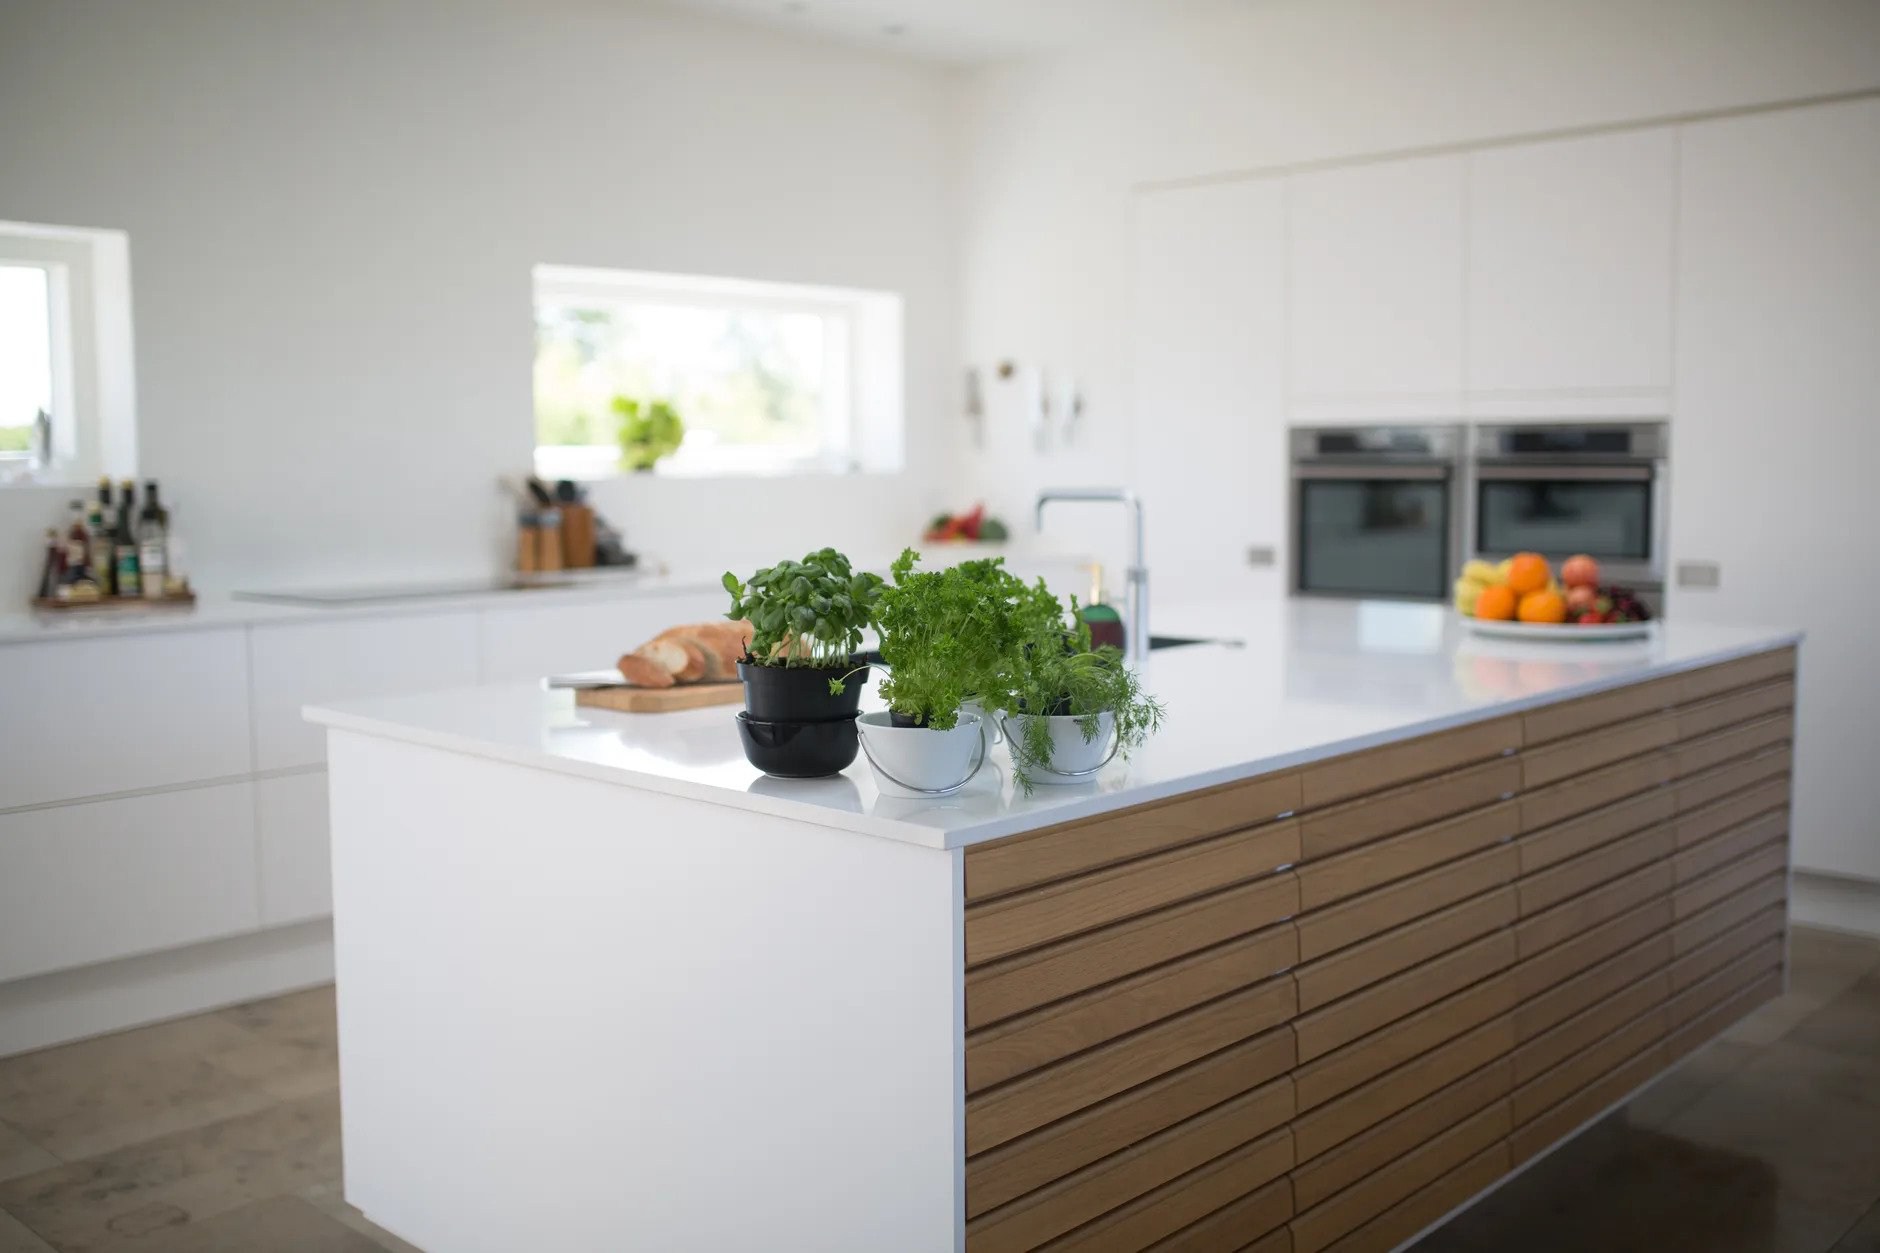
[[32, 591, 197, 612], [575, 682, 744, 713]]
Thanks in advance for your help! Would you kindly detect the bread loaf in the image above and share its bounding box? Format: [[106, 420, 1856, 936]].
[[614, 620, 754, 688]]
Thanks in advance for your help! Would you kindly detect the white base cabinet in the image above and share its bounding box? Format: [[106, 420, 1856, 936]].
[[0, 782, 260, 984], [257, 771, 333, 926]]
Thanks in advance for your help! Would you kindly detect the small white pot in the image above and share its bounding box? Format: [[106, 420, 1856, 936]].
[[858, 711, 988, 796], [1004, 711, 1118, 784]]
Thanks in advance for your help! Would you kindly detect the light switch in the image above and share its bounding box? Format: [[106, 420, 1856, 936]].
[[1246, 545, 1277, 568]]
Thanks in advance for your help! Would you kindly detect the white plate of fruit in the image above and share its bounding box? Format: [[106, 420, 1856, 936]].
[[1454, 553, 1654, 641]]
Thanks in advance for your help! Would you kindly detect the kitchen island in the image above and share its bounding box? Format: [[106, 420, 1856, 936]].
[[306, 600, 1801, 1253]]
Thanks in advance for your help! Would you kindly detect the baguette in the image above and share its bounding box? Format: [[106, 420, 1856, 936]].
[[615, 653, 675, 688]]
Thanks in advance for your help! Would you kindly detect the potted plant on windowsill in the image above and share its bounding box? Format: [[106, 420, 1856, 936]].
[[1004, 601, 1165, 791], [855, 549, 1033, 795], [722, 548, 883, 777], [615, 396, 685, 473]]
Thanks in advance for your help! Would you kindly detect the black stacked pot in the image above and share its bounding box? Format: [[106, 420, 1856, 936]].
[[735, 660, 870, 778]]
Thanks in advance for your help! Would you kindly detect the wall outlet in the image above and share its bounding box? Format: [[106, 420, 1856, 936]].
[[1246, 545, 1277, 568], [1676, 561, 1722, 589]]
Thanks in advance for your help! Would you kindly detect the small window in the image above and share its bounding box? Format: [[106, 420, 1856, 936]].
[[0, 264, 53, 467], [0, 220, 137, 487], [532, 266, 903, 480]]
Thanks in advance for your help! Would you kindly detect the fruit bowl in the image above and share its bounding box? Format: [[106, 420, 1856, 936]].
[[1454, 552, 1653, 640]]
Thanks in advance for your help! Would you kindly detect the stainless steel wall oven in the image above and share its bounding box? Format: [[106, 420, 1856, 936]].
[[1290, 425, 1465, 601]]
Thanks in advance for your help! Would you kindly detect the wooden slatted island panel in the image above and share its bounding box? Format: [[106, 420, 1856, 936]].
[[960, 646, 1796, 1253]]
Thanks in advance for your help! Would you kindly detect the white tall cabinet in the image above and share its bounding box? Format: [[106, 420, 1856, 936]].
[[1131, 178, 1287, 601], [1286, 154, 1467, 419], [1672, 97, 1880, 882], [1465, 128, 1676, 411]]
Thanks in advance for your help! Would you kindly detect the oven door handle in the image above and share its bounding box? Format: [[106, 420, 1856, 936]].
[[1292, 464, 1451, 481], [1473, 463, 1654, 482]]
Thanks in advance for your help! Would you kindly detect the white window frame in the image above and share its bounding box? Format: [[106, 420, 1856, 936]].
[[0, 221, 137, 487], [531, 265, 903, 481]]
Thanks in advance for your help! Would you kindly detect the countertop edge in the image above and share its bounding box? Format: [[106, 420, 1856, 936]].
[[303, 627, 1804, 851]]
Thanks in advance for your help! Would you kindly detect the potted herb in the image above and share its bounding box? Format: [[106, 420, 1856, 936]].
[[855, 549, 1028, 794], [615, 396, 685, 472], [722, 548, 883, 777], [1004, 598, 1165, 790]]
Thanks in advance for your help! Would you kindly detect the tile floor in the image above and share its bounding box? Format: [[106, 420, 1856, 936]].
[[0, 926, 1874, 1252]]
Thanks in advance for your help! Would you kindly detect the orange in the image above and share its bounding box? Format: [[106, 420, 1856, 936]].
[[1474, 584, 1518, 620], [1505, 552, 1552, 596], [1518, 589, 1568, 624]]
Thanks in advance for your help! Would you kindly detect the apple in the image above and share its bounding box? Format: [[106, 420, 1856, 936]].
[[1566, 584, 1598, 613], [1561, 554, 1601, 588]]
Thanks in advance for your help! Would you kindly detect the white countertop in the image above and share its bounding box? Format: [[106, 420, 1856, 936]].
[[0, 568, 729, 645], [303, 599, 1801, 851]]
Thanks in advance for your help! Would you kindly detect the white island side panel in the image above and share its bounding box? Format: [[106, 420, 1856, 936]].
[[327, 730, 962, 1253]]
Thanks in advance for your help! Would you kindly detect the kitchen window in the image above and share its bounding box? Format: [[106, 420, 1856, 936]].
[[0, 221, 137, 486], [532, 265, 904, 480]]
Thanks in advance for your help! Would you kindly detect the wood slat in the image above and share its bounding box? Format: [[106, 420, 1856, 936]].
[[967, 979, 1297, 1155], [1675, 745, 1792, 813], [1671, 873, 1787, 957], [1520, 749, 1674, 832], [1296, 887, 1516, 1013], [966, 886, 1299, 1030], [1299, 756, 1520, 862], [1295, 971, 1515, 1111], [1675, 679, 1795, 741], [1514, 859, 1673, 959], [1320, 1142, 1509, 1253], [1517, 786, 1676, 875], [1521, 712, 1678, 790], [1673, 810, 1787, 884], [1671, 713, 1792, 778], [1677, 647, 1796, 704], [1667, 906, 1787, 994], [1041, 1132, 1292, 1253], [1664, 937, 1786, 1031], [1508, 1043, 1664, 1168], [1662, 969, 1784, 1063], [1290, 1101, 1510, 1253], [1673, 843, 1789, 920], [1294, 932, 1514, 1063], [967, 1080, 1296, 1253], [1516, 822, 1676, 916], [1148, 1178, 1294, 1253], [966, 772, 1303, 903], [1512, 969, 1669, 1086], [1227, 1230, 1293, 1253], [1298, 801, 1518, 912], [1292, 1016, 1514, 1162], [966, 823, 1301, 965], [1521, 672, 1683, 745], [1513, 895, 1673, 1000], [966, 1040, 1296, 1219], [1291, 1059, 1511, 1211], [1297, 846, 1516, 962], [1300, 717, 1522, 809], [969, 927, 1300, 1092], [1511, 1004, 1668, 1125], [1514, 933, 1672, 1043], [1676, 776, 1792, 848]]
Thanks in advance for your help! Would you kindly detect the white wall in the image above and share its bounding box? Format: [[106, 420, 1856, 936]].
[[954, 0, 1880, 570], [0, 0, 961, 602]]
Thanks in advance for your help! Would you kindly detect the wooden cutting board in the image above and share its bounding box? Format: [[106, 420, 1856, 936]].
[[575, 682, 744, 713]]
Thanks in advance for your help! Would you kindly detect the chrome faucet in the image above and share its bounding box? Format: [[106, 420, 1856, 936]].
[[1035, 487, 1149, 668]]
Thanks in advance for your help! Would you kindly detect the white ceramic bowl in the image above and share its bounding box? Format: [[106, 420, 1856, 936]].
[[1004, 711, 1118, 783], [857, 711, 987, 796]]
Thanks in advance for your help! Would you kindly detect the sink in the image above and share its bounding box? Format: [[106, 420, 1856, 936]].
[[1148, 634, 1239, 650]]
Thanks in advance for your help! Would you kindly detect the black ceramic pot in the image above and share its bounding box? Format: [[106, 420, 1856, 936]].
[[736, 712, 859, 778], [738, 660, 869, 722]]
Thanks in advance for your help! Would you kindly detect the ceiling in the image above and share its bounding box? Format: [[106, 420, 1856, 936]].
[[653, 0, 1185, 65]]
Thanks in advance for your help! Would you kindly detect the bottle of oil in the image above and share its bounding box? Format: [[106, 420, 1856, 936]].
[[113, 480, 141, 597], [137, 481, 169, 600]]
